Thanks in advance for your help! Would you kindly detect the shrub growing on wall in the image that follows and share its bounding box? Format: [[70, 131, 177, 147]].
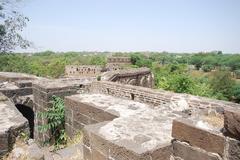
[[38, 96, 66, 149]]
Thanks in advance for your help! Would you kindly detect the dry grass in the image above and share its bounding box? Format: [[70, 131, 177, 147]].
[[66, 131, 83, 146], [203, 113, 224, 129]]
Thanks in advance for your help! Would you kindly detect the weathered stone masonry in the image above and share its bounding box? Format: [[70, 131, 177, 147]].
[[64, 81, 240, 160], [89, 81, 240, 109], [1, 71, 240, 159], [32, 78, 92, 143], [0, 93, 29, 157], [102, 68, 154, 88]]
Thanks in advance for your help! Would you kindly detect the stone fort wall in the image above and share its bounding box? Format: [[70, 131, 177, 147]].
[[102, 67, 154, 88], [65, 65, 102, 77], [90, 81, 240, 109], [107, 57, 131, 64]]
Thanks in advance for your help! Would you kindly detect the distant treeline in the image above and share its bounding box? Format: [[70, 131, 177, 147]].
[[0, 51, 240, 103]]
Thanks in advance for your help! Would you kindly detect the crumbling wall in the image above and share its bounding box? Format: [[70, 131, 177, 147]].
[[107, 57, 131, 64], [171, 108, 240, 160], [32, 80, 82, 144], [32, 77, 92, 144], [101, 68, 154, 88], [64, 95, 118, 137], [90, 81, 240, 109], [65, 65, 102, 77]]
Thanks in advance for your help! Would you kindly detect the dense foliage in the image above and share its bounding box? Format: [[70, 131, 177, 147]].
[[0, 51, 107, 78], [0, 51, 240, 103]]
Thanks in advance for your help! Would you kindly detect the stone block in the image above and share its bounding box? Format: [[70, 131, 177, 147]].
[[73, 112, 91, 125], [82, 128, 90, 147], [225, 137, 240, 160], [224, 108, 240, 139], [172, 141, 221, 160], [90, 131, 111, 156], [83, 145, 92, 160], [0, 132, 9, 156], [73, 120, 84, 131], [172, 118, 225, 156], [92, 148, 107, 160], [150, 143, 172, 160], [109, 145, 151, 160]]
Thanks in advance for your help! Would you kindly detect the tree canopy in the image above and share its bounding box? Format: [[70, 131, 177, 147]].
[[0, 0, 30, 53]]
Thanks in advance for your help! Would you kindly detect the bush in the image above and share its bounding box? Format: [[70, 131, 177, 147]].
[[38, 96, 66, 149], [202, 64, 214, 72], [168, 74, 194, 93], [234, 70, 240, 79], [190, 78, 214, 97], [97, 75, 101, 81], [232, 84, 240, 103], [210, 71, 235, 100]]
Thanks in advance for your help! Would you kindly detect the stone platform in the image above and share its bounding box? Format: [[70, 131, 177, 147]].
[[65, 93, 194, 160]]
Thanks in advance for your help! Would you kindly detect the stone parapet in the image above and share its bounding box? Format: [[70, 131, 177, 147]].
[[101, 67, 154, 88], [65, 94, 118, 137], [171, 117, 240, 160], [83, 122, 172, 160], [172, 118, 225, 156], [90, 81, 240, 109]]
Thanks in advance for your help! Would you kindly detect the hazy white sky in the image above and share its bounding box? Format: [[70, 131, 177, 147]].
[[19, 0, 240, 53]]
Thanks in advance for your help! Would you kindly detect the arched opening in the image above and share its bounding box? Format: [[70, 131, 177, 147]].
[[15, 104, 34, 138]]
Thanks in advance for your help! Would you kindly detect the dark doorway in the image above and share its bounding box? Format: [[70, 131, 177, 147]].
[[130, 93, 135, 100], [15, 104, 34, 138]]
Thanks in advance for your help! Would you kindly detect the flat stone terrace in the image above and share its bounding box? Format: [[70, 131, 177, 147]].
[[0, 93, 28, 156], [65, 93, 202, 160]]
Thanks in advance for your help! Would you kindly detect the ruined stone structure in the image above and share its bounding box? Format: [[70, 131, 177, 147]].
[[107, 57, 131, 64], [1, 71, 240, 160], [102, 67, 154, 88], [65, 81, 240, 160], [32, 78, 93, 143], [106, 57, 132, 71], [65, 65, 102, 77]]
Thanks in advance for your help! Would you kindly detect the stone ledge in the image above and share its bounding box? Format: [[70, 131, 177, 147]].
[[172, 141, 222, 160], [172, 118, 225, 156], [84, 122, 172, 160]]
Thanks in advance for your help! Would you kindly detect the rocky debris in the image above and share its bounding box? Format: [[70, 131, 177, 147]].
[[225, 137, 240, 160], [52, 144, 83, 160], [4, 138, 83, 160], [4, 139, 44, 160], [224, 108, 240, 139]]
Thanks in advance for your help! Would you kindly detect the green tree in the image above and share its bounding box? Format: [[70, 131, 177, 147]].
[[210, 71, 235, 100], [0, 0, 30, 53], [232, 84, 240, 103]]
